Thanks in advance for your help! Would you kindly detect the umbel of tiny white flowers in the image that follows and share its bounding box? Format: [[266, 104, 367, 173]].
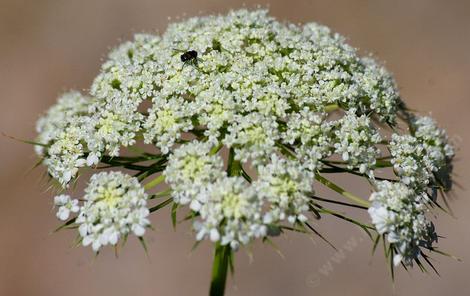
[[54, 194, 79, 221], [35, 9, 456, 293], [54, 171, 150, 252], [368, 181, 437, 266]]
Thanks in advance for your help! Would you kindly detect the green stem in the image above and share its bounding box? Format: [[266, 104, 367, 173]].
[[210, 243, 231, 296], [210, 143, 224, 155], [144, 174, 165, 190], [208, 147, 239, 296], [375, 159, 392, 168], [226, 147, 242, 177], [149, 188, 172, 199], [149, 197, 173, 213], [315, 173, 371, 208]]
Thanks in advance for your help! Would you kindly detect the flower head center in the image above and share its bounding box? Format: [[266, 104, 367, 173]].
[[98, 187, 121, 207], [181, 156, 207, 180], [222, 192, 246, 220]]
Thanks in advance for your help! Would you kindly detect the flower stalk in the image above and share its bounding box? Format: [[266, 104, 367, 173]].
[[315, 173, 370, 208], [208, 147, 239, 295], [209, 243, 232, 296], [144, 174, 165, 190]]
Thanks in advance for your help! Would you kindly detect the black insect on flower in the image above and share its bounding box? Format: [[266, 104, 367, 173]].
[[180, 50, 197, 63], [178, 49, 198, 68]]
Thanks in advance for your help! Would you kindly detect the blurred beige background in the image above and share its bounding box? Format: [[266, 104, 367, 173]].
[[1, 0, 469, 295]]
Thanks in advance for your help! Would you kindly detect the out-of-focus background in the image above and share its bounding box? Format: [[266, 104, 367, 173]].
[[1, 0, 469, 295]]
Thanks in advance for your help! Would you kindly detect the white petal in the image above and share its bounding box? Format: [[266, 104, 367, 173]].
[[393, 253, 403, 266], [87, 154, 99, 166], [92, 240, 101, 252], [133, 224, 146, 236], [209, 229, 220, 242], [57, 207, 70, 221]]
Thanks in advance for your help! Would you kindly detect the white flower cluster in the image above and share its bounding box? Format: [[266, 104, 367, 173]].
[[35, 92, 92, 186], [37, 10, 403, 187], [333, 109, 382, 175], [164, 142, 313, 249], [36, 92, 88, 154], [36, 10, 455, 260], [86, 9, 402, 164], [143, 98, 195, 154], [54, 194, 79, 221], [412, 116, 454, 172], [368, 181, 437, 266], [255, 155, 312, 224], [164, 141, 225, 210], [390, 116, 454, 189], [390, 134, 431, 187], [370, 115, 454, 265], [59, 171, 150, 252], [35, 90, 144, 187], [90, 34, 160, 156], [223, 113, 280, 165], [282, 109, 333, 172], [350, 57, 400, 123], [195, 177, 267, 249]]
